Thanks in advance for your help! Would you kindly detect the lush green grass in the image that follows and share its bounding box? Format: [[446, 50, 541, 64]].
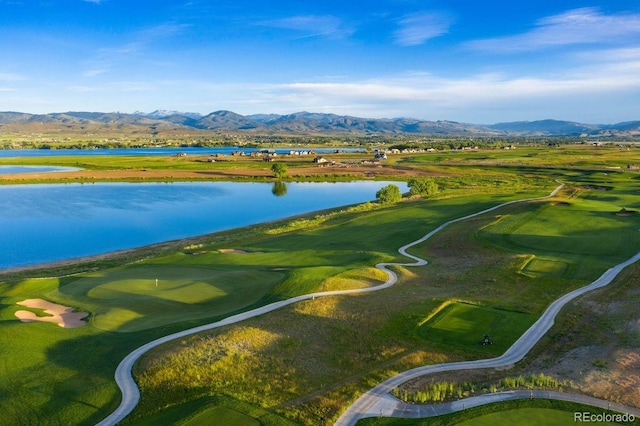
[[1, 186, 542, 425], [132, 179, 640, 424], [417, 303, 537, 355], [182, 406, 260, 426], [358, 398, 640, 425], [2, 150, 640, 425], [131, 395, 299, 426], [49, 263, 283, 332], [521, 257, 567, 277], [456, 407, 618, 426], [473, 185, 640, 284]]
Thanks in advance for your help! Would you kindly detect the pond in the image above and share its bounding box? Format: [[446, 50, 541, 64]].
[[0, 180, 407, 269], [0, 165, 82, 174]]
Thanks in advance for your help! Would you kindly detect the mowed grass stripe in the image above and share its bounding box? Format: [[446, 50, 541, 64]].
[[418, 303, 537, 355]]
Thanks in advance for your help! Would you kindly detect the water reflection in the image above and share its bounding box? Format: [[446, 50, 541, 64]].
[[271, 181, 288, 197], [0, 180, 408, 268]]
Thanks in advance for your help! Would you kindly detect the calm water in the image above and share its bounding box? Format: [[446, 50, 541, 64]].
[[0, 181, 407, 269], [0, 147, 364, 158], [0, 165, 82, 174]]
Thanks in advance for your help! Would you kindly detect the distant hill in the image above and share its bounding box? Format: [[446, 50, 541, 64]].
[[0, 110, 638, 137], [488, 119, 600, 135]]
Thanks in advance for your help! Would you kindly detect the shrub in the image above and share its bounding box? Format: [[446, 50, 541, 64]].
[[376, 184, 402, 204], [408, 177, 439, 197]]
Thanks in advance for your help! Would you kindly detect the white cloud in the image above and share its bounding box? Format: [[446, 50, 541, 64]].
[[0, 72, 25, 81], [258, 15, 354, 40], [394, 12, 453, 46], [228, 47, 640, 121], [468, 7, 640, 52], [82, 69, 108, 78]]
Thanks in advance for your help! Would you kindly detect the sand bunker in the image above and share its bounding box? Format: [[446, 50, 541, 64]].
[[218, 248, 258, 254], [15, 299, 88, 328]]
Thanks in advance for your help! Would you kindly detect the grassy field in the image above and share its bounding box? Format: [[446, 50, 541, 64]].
[[49, 264, 283, 332], [455, 408, 621, 426], [131, 176, 640, 424], [417, 303, 537, 355], [1, 145, 640, 425], [359, 398, 639, 425]]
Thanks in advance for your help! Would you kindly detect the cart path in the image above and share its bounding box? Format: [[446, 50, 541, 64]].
[[367, 390, 640, 419], [336, 196, 640, 423], [97, 185, 567, 426]]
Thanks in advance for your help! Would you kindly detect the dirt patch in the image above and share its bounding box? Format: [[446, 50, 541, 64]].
[[553, 201, 571, 207], [15, 299, 88, 328]]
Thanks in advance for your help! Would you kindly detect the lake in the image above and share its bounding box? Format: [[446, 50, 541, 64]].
[[0, 181, 407, 269]]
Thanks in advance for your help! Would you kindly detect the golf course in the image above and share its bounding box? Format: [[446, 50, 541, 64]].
[[1, 144, 640, 425]]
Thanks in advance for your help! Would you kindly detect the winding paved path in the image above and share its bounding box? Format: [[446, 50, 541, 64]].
[[336, 188, 640, 425], [365, 390, 640, 419], [97, 183, 611, 426]]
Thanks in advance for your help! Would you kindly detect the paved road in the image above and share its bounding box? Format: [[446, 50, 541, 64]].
[[370, 390, 640, 419], [96, 185, 567, 426]]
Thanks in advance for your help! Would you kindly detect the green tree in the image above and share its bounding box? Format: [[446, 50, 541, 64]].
[[408, 177, 439, 197], [270, 163, 288, 179], [376, 184, 402, 204]]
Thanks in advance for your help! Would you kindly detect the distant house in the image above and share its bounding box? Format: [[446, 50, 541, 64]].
[[176, 152, 188, 157], [374, 152, 387, 160], [627, 164, 640, 170], [313, 156, 329, 164]]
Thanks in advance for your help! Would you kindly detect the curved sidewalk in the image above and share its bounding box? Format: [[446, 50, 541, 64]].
[[336, 206, 640, 423], [97, 185, 565, 426], [371, 390, 640, 419]]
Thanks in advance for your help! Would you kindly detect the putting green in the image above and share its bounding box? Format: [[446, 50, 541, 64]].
[[50, 265, 284, 332], [417, 303, 537, 354], [456, 407, 619, 426], [522, 257, 567, 277]]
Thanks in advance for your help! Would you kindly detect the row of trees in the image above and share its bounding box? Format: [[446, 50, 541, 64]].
[[269, 163, 439, 205]]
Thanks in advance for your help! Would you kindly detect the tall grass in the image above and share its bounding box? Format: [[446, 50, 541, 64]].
[[393, 373, 569, 403]]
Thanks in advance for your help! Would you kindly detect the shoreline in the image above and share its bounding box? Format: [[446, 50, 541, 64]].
[[0, 233, 214, 277], [0, 164, 439, 185], [0, 196, 383, 278]]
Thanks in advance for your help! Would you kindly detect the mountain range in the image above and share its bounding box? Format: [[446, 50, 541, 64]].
[[0, 110, 638, 137]]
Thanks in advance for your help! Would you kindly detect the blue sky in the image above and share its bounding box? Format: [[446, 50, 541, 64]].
[[1, 1, 639, 123]]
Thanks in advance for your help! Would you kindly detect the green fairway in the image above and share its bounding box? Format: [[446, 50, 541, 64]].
[[358, 399, 639, 425], [417, 303, 537, 354], [475, 189, 640, 281], [130, 396, 297, 426], [49, 264, 284, 332], [3, 147, 640, 425], [456, 408, 618, 426], [181, 406, 260, 426]]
